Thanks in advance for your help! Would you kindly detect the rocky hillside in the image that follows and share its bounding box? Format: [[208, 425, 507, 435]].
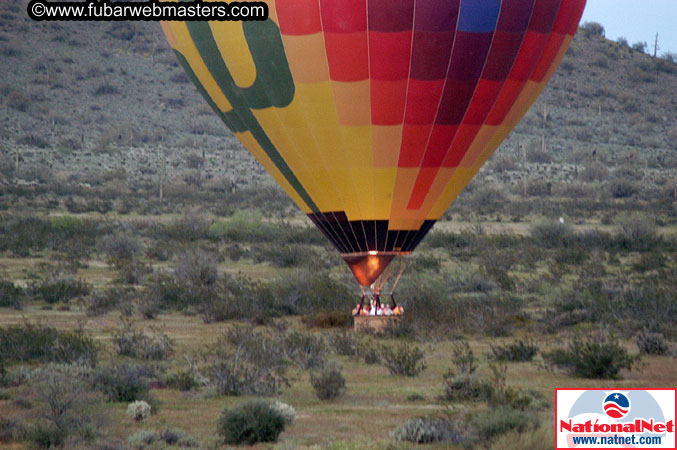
[[0, 0, 675, 212]]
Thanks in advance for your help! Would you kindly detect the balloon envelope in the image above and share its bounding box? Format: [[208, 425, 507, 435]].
[[162, 0, 586, 285]]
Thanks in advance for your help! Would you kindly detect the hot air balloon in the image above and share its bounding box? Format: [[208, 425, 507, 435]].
[[161, 0, 586, 290]]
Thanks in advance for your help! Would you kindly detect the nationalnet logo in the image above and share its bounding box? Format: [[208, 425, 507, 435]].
[[556, 389, 676, 449]]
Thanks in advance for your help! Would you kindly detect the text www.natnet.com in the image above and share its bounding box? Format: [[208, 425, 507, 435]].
[[571, 435, 663, 446], [27, 0, 268, 21]]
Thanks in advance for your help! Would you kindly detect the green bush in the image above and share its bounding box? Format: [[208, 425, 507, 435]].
[[0, 417, 27, 443], [530, 221, 575, 248], [328, 331, 361, 357], [543, 334, 638, 379], [470, 407, 538, 442], [113, 318, 174, 361], [636, 330, 670, 355], [0, 279, 24, 309], [363, 347, 381, 365], [216, 400, 286, 445], [489, 339, 539, 362], [379, 342, 427, 377], [30, 274, 90, 304], [84, 286, 135, 316], [165, 371, 199, 391], [0, 324, 98, 366], [284, 330, 328, 370], [442, 373, 494, 403], [128, 428, 199, 449], [207, 326, 290, 396], [93, 364, 152, 402], [392, 417, 464, 444], [310, 362, 346, 401], [27, 424, 66, 449], [301, 311, 352, 329], [451, 340, 477, 375]]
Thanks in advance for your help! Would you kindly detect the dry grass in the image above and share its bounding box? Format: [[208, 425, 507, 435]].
[[1, 308, 675, 448]]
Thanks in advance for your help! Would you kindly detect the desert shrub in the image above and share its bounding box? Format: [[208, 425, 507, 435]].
[[252, 243, 331, 269], [310, 362, 346, 401], [615, 213, 659, 251], [268, 269, 352, 315], [543, 334, 637, 379], [128, 428, 198, 449], [27, 424, 66, 449], [216, 400, 286, 445], [490, 156, 518, 172], [0, 417, 27, 443], [165, 371, 199, 391], [407, 393, 425, 402], [632, 41, 647, 53], [489, 339, 539, 362], [92, 83, 120, 96], [207, 326, 290, 396], [363, 346, 381, 365], [283, 330, 328, 370], [126, 400, 151, 423], [84, 286, 135, 316], [580, 162, 609, 182], [470, 407, 538, 442], [97, 231, 141, 265], [488, 426, 553, 450], [328, 331, 361, 357], [163, 208, 210, 241], [0, 324, 98, 366], [530, 221, 575, 248], [392, 417, 464, 445], [479, 249, 516, 290], [442, 373, 494, 403], [29, 369, 104, 448], [398, 272, 523, 337], [270, 400, 295, 425], [379, 342, 427, 377], [0, 279, 24, 309], [92, 364, 152, 402], [113, 318, 174, 361], [635, 330, 669, 356], [633, 251, 667, 272], [580, 21, 604, 37], [30, 273, 90, 304], [609, 179, 638, 198], [302, 311, 352, 329], [451, 340, 477, 375]]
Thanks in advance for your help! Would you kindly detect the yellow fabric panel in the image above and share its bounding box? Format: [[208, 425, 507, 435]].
[[281, 34, 330, 84], [339, 125, 374, 219], [351, 167, 375, 220], [209, 22, 257, 88], [341, 126, 372, 169], [373, 168, 397, 220], [236, 131, 311, 213], [389, 168, 419, 229], [287, 82, 363, 220], [428, 167, 477, 219], [458, 124, 498, 168], [372, 125, 402, 168], [332, 80, 371, 126], [249, 107, 332, 209], [166, 22, 233, 113]]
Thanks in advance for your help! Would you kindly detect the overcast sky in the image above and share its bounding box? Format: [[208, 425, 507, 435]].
[[580, 0, 677, 56]]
